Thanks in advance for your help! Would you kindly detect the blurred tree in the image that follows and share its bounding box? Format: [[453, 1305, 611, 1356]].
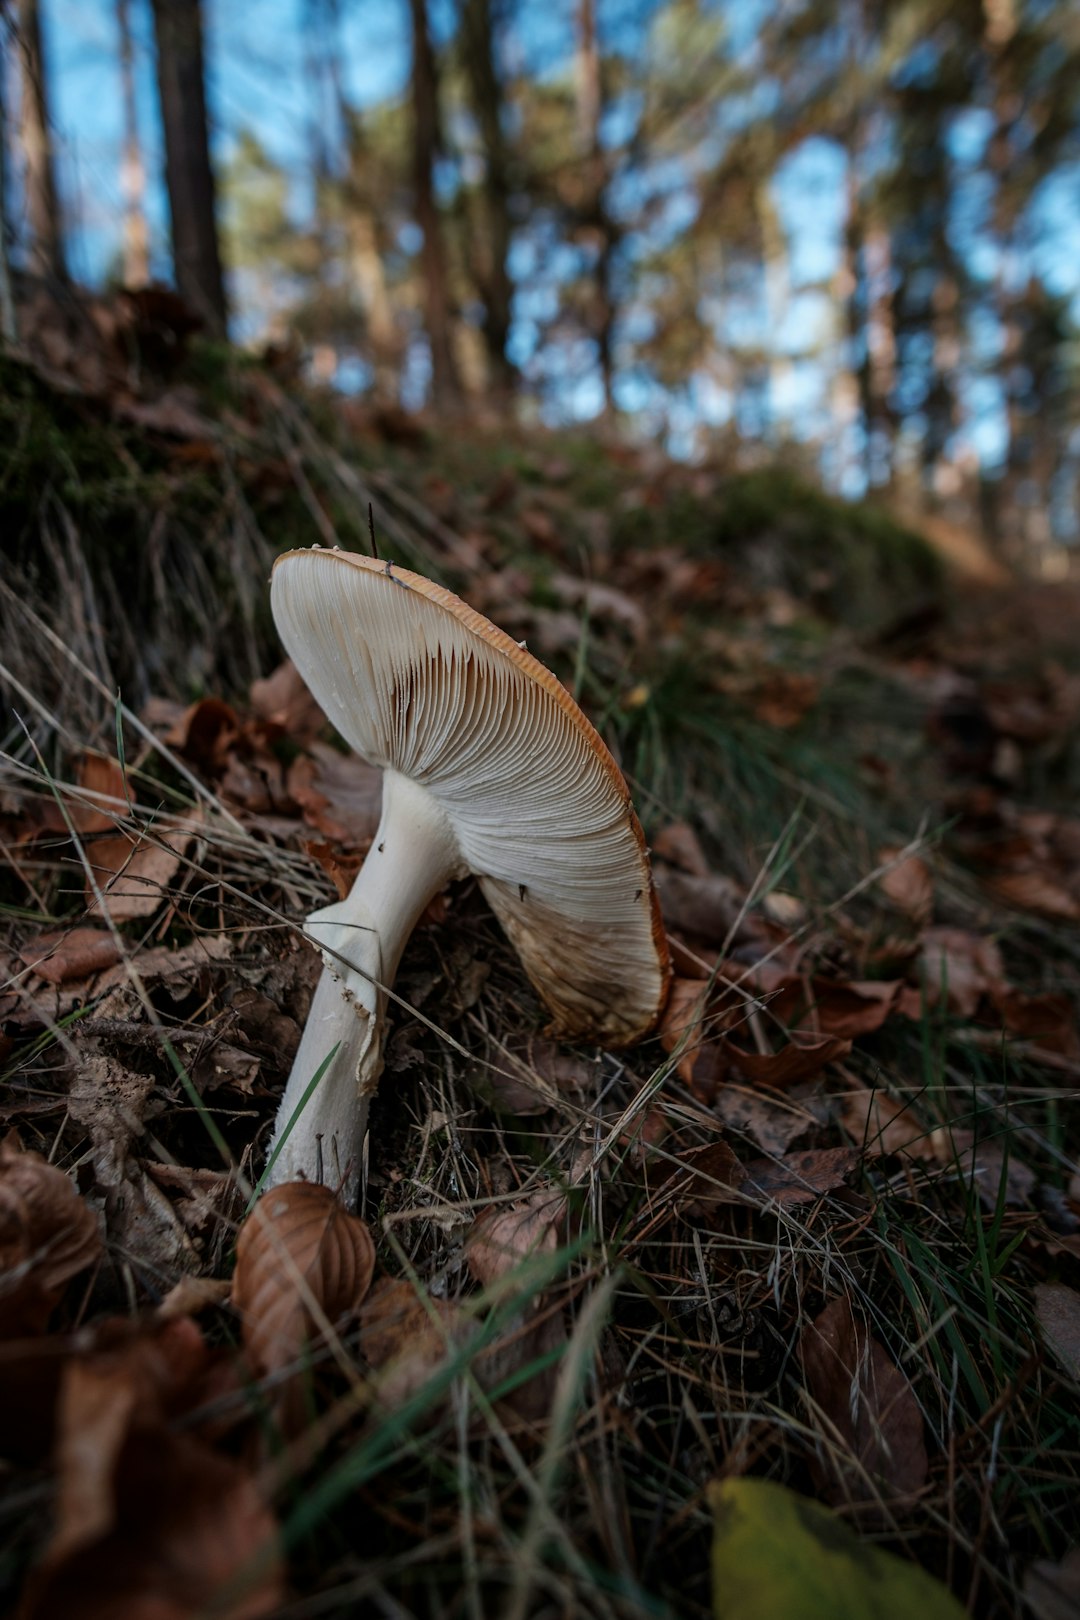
[[150, 0, 227, 333], [0, 9, 16, 338], [16, 0, 65, 280], [461, 0, 514, 393], [116, 0, 149, 286], [408, 0, 461, 405]]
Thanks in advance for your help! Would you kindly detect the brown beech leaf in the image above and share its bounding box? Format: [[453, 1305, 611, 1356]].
[[232, 1182, 376, 1387], [837, 1075, 934, 1160], [286, 742, 382, 848], [659, 976, 712, 1087], [359, 1278, 473, 1411], [752, 669, 820, 729], [19, 1317, 281, 1620], [661, 1140, 747, 1211], [86, 816, 197, 923], [1034, 1283, 1080, 1379], [1023, 1548, 1080, 1620], [18, 927, 122, 986], [877, 848, 934, 925], [653, 821, 710, 876], [916, 928, 1006, 1017], [162, 697, 241, 774], [985, 869, 1080, 921], [717, 1082, 825, 1156], [0, 1133, 102, 1337], [466, 1191, 566, 1286], [800, 1295, 928, 1506], [742, 1146, 858, 1207], [249, 657, 325, 744], [998, 991, 1080, 1061], [726, 1034, 851, 1088], [655, 867, 744, 945]]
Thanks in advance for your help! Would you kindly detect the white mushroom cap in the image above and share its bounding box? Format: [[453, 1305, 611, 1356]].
[[272, 547, 670, 1044]]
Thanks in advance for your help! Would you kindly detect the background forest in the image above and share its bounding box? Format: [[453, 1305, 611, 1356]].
[[3, 0, 1079, 564]]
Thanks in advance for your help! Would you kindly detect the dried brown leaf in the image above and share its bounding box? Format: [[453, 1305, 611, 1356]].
[[716, 1082, 824, 1156], [916, 928, 1006, 1017], [800, 1295, 928, 1506], [359, 1278, 472, 1411], [286, 742, 382, 847], [655, 867, 744, 945], [1023, 1549, 1080, 1620], [877, 848, 934, 925], [652, 821, 710, 875], [86, 817, 197, 922], [1034, 1283, 1080, 1380], [0, 1133, 102, 1337], [727, 1034, 851, 1088], [743, 1146, 858, 1207], [662, 1139, 747, 1210], [837, 1075, 934, 1160], [986, 869, 1080, 921], [466, 1191, 566, 1286], [19, 927, 122, 985], [249, 658, 326, 744], [18, 1317, 281, 1620], [232, 1182, 376, 1386]]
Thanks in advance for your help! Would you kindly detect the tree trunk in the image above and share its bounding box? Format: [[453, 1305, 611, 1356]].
[[576, 0, 615, 413], [461, 0, 514, 394], [150, 0, 227, 333], [0, 35, 17, 340], [17, 0, 66, 280], [116, 0, 149, 286], [408, 0, 460, 408]]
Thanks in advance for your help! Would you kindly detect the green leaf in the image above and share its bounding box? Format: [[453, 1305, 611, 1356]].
[[710, 1478, 966, 1620]]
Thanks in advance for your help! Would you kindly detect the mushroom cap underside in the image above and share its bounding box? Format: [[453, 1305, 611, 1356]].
[[271, 546, 671, 1043]]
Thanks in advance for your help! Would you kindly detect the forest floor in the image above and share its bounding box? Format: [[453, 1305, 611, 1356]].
[[1, 293, 1079, 1620]]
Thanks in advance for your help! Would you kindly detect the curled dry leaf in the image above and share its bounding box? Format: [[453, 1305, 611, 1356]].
[[249, 657, 326, 744], [18, 1316, 281, 1620], [359, 1277, 472, 1412], [837, 1074, 935, 1160], [86, 814, 197, 924], [0, 1132, 102, 1337], [717, 1082, 825, 1157], [659, 976, 711, 1089], [877, 848, 934, 925], [19, 927, 122, 986], [232, 1181, 375, 1390], [652, 820, 710, 876], [286, 741, 382, 848], [1034, 1283, 1080, 1380], [916, 927, 1006, 1017], [727, 1034, 851, 1088], [800, 1295, 928, 1507], [1023, 1548, 1080, 1620], [466, 1191, 567, 1286], [743, 1146, 858, 1208]]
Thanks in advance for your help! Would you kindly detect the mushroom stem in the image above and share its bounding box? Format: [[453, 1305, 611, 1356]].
[[266, 770, 464, 1202]]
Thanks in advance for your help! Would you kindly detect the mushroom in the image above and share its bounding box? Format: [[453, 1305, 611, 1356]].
[[265, 547, 671, 1201]]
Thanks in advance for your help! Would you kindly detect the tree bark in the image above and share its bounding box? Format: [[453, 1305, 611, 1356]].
[[116, 0, 149, 285], [17, 0, 66, 280], [150, 0, 227, 333], [0, 30, 17, 340], [461, 0, 514, 394], [576, 0, 615, 413], [408, 0, 460, 408]]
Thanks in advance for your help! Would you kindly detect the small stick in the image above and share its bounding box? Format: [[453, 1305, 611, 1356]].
[[368, 501, 379, 560]]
